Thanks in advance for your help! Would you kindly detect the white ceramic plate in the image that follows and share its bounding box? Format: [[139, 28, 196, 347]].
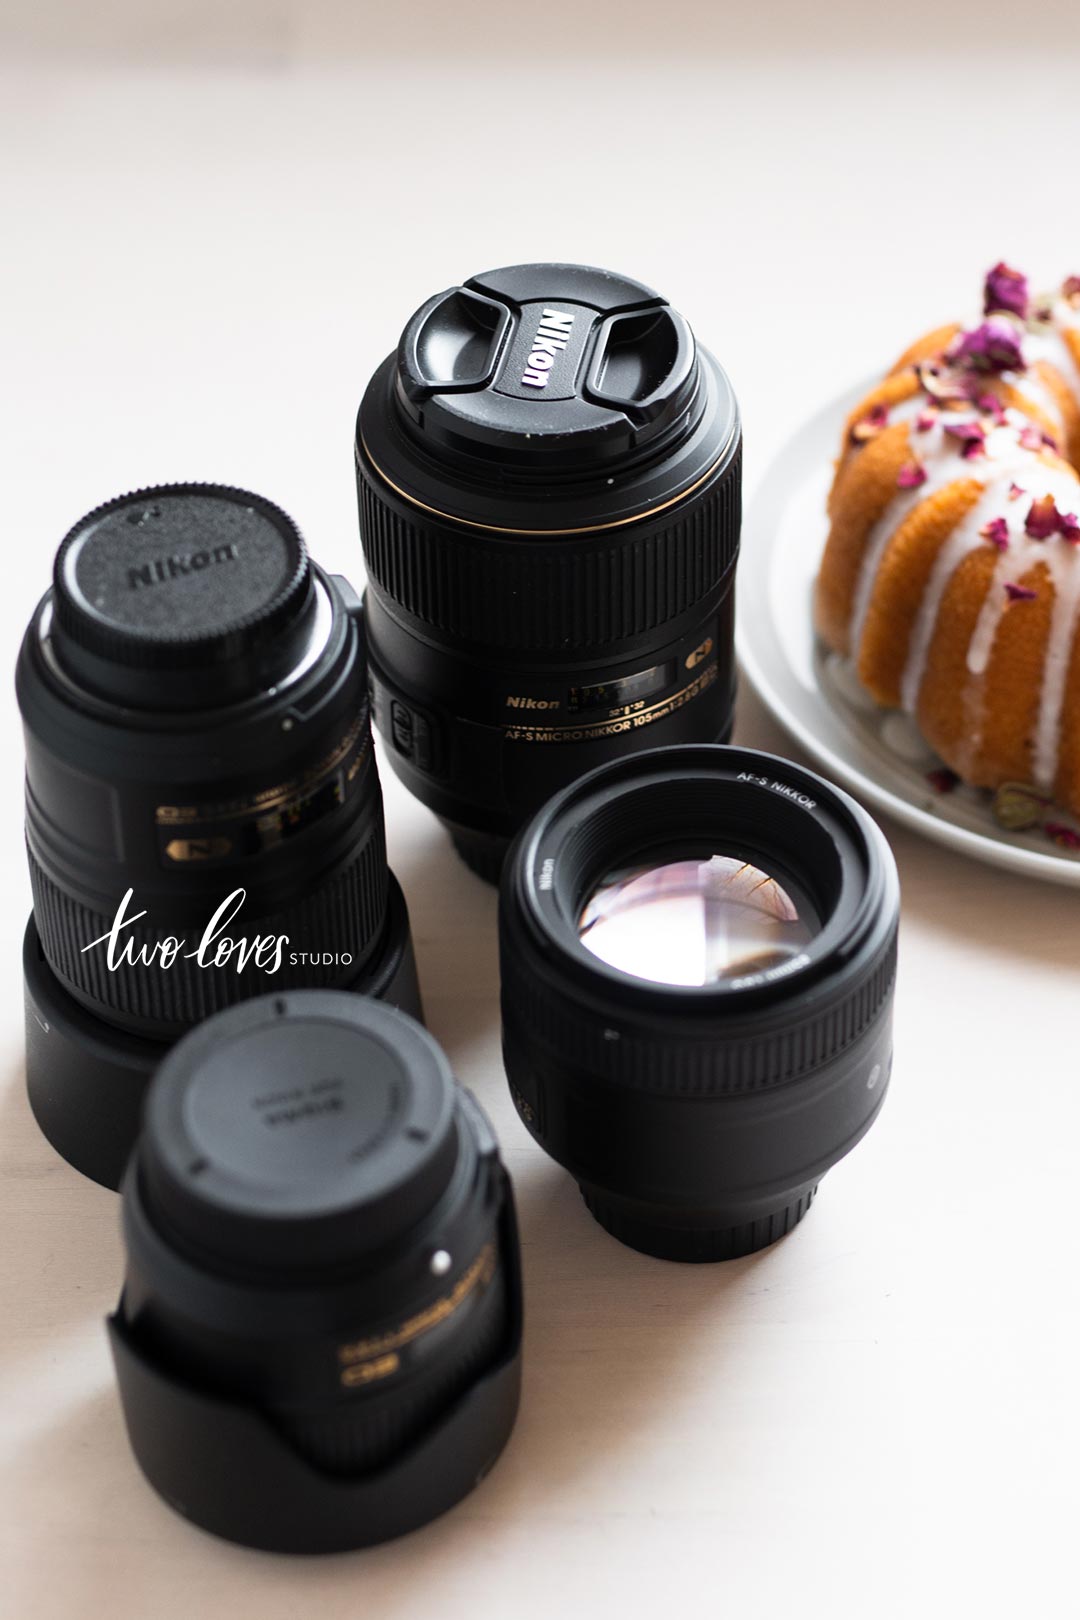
[[736, 384, 1080, 888]]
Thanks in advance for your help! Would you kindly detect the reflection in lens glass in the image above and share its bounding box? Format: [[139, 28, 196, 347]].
[[577, 856, 816, 986]]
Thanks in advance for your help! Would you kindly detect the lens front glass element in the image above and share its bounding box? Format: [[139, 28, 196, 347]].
[[577, 854, 817, 986]]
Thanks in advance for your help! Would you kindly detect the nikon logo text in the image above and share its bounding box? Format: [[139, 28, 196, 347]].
[[506, 696, 559, 710], [521, 309, 575, 388], [127, 542, 238, 591]]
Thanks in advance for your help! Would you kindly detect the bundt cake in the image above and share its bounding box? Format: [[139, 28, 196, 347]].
[[815, 265, 1080, 827]]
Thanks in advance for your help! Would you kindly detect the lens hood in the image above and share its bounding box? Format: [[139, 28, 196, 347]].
[[109, 994, 522, 1553]]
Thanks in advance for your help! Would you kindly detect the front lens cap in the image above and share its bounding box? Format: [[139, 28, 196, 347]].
[[392, 263, 703, 473]]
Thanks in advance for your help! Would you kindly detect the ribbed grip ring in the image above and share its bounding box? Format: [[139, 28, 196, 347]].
[[28, 824, 389, 1035], [501, 931, 898, 1099], [356, 441, 741, 653]]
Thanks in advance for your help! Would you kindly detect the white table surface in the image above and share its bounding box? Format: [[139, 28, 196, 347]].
[[2, 12, 1079, 1617]]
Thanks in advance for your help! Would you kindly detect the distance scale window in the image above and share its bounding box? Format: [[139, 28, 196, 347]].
[[567, 660, 675, 715]]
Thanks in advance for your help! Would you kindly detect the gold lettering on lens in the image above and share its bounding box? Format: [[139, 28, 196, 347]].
[[162, 836, 233, 863], [504, 661, 719, 744], [154, 716, 370, 863], [340, 1352, 400, 1387], [336, 1242, 496, 1389]]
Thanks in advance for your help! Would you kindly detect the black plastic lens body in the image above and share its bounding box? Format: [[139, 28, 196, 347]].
[[356, 264, 742, 881], [500, 745, 900, 1263], [18, 485, 420, 1188], [110, 993, 522, 1554]]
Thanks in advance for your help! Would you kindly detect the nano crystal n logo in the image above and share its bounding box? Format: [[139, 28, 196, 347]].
[[520, 308, 575, 389]]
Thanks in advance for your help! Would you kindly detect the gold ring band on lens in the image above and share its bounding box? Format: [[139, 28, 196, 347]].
[[359, 436, 729, 538]]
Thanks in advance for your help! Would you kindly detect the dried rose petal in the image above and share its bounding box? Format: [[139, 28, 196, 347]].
[[915, 410, 937, 433], [918, 361, 976, 406], [980, 517, 1010, 550], [944, 420, 987, 459], [1064, 276, 1080, 307], [1045, 822, 1080, 850], [977, 391, 1006, 426], [1019, 423, 1057, 453], [948, 318, 1026, 375], [850, 403, 890, 444], [1004, 582, 1038, 601], [927, 767, 959, 794], [1026, 494, 1062, 539], [984, 262, 1029, 320], [897, 462, 928, 489], [1008, 482, 1026, 502], [1061, 512, 1080, 543], [994, 782, 1049, 830]]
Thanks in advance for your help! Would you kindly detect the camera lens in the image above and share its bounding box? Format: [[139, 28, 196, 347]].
[[18, 484, 420, 1188], [500, 745, 899, 1263], [109, 992, 521, 1554], [356, 263, 742, 881]]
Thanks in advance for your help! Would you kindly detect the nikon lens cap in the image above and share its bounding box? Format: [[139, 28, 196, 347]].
[[395, 264, 702, 474], [50, 485, 314, 707], [361, 261, 740, 530]]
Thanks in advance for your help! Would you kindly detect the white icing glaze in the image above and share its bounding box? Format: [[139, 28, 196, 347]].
[[1029, 298, 1080, 399], [842, 298, 1080, 798]]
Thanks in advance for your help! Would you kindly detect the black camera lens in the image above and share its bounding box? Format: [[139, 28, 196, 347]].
[[18, 484, 420, 1189], [356, 263, 742, 881], [109, 992, 521, 1554], [500, 745, 900, 1263]]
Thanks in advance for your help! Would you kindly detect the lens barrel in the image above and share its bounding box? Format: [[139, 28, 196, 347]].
[[499, 745, 900, 1262], [18, 485, 420, 1188], [109, 993, 522, 1553], [356, 263, 742, 881]]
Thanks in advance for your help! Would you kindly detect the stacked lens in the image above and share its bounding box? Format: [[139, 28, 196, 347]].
[[18, 484, 419, 1187]]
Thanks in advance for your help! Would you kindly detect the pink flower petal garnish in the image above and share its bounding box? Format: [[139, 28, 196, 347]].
[[1045, 822, 1080, 851], [915, 410, 937, 433], [1019, 424, 1056, 453], [1060, 513, 1080, 544], [948, 318, 1026, 375], [918, 361, 978, 406], [980, 517, 1010, 550], [1064, 276, 1080, 307], [1004, 582, 1038, 602], [927, 767, 960, 794], [944, 420, 987, 459], [1008, 482, 1026, 502], [850, 403, 890, 444], [983, 262, 1029, 320], [1026, 494, 1062, 539], [977, 391, 1006, 426], [897, 462, 928, 489]]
